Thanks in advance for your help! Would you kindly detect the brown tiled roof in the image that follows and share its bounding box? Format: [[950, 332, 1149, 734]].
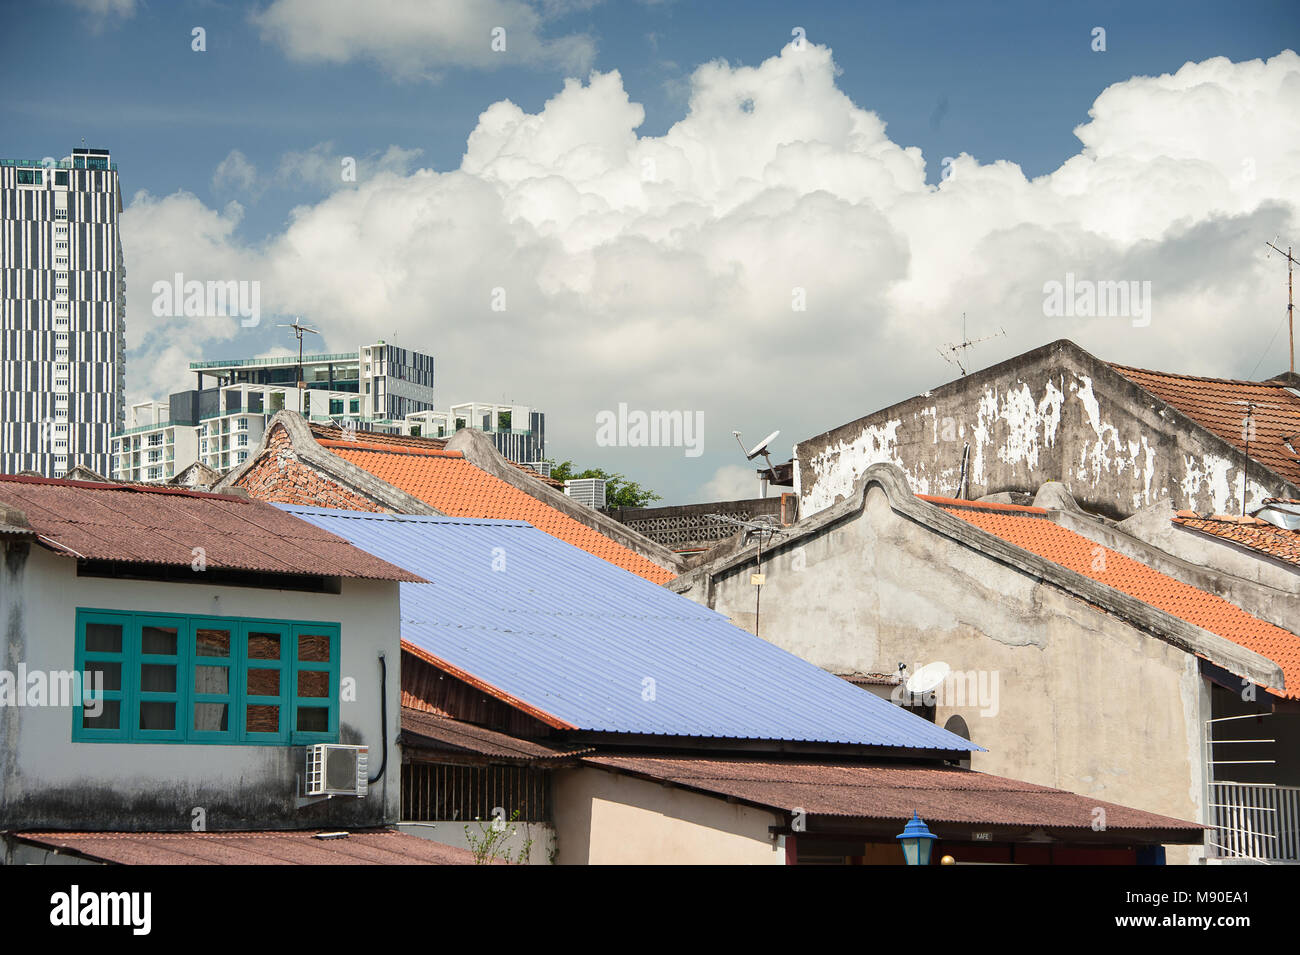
[[584, 755, 1203, 835], [1109, 363, 1300, 486], [15, 829, 482, 865], [921, 495, 1300, 699], [0, 475, 424, 582], [400, 707, 592, 761], [1172, 510, 1300, 568]]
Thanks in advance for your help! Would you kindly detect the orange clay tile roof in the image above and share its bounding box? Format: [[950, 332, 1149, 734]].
[[919, 496, 1300, 699], [1172, 511, 1300, 568], [321, 443, 676, 584], [1109, 363, 1300, 486], [309, 423, 565, 487]]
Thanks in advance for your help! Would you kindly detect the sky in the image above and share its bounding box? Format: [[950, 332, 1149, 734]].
[[3, 0, 1299, 503]]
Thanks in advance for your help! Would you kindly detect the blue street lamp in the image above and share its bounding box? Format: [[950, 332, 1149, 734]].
[[896, 812, 938, 865]]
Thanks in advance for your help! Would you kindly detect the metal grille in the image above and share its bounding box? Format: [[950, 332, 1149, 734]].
[[402, 762, 551, 823], [1208, 782, 1300, 862]]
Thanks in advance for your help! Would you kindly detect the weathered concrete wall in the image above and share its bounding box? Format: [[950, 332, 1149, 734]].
[[552, 766, 784, 865], [396, 820, 557, 865], [0, 545, 404, 831], [674, 481, 1212, 864], [796, 339, 1297, 521], [1117, 499, 1300, 593]]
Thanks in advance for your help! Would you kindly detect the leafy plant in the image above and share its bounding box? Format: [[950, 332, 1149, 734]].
[[464, 808, 533, 865], [547, 460, 662, 508]]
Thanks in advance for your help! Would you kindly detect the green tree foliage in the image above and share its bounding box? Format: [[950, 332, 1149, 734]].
[[548, 460, 662, 509]]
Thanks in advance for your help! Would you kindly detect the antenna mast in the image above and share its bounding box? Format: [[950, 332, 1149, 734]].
[[938, 313, 1005, 375], [1265, 241, 1296, 374]]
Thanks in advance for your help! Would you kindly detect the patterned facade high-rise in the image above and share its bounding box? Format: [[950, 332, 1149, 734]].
[[1, 148, 125, 477]]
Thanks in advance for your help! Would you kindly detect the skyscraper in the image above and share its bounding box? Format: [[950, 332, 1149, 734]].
[[1, 147, 125, 477]]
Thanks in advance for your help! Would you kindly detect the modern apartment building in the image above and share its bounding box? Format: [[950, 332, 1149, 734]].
[[190, 341, 435, 420], [0, 147, 125, 477], [110, 341, 548, 482], [406, 401, 545, 464]]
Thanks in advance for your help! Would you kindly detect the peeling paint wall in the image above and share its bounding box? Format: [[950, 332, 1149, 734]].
[[0, 545, 403, 831], [797, 341, 1298, 521]]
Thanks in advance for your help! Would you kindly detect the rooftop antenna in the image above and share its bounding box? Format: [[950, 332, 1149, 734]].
[[1265, 240, 1296, 374], [733, 429, 780, 498], [277, 320, 320, 404], [938, 313, 1005, 375], [705, 512, 781, 639]]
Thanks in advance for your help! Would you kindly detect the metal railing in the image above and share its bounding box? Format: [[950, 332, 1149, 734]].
[[1207, 782, 1300, 862], [189, 352, 356, 370]]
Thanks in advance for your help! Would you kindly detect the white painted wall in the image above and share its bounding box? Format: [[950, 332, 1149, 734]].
[[0, 544, 403, 831]]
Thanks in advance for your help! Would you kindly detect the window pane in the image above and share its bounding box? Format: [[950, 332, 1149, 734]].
[[194, 702, 229, 732], [139, 701, 175, 731], [247, 632, 281, 659], [140, 663, 176, 693], [142, 625, 177, 655], [246, 704, 279, 733], [196, 628, 230, 657], [85, 660, 121, 692], [296, 706, 329, 733], [297, 670, 330, 698], [247, 668, 280, 696], [82, 700, 120, 730], [297, 634, 331, 662], [85, 622, 122, 653], [194, 665, 228, 694]]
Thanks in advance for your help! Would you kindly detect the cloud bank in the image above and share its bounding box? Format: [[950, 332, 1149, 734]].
[[120, 43, 1300, 502]]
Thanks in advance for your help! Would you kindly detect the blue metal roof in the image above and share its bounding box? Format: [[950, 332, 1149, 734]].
[[280, 505, 979, 752]]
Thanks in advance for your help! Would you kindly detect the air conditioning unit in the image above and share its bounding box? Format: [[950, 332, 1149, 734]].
[[305, 743, 368, 797], [565, 477, 607, 509]]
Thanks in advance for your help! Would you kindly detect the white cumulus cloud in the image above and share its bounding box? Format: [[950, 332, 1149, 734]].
[[120, 43, 1300, 503]]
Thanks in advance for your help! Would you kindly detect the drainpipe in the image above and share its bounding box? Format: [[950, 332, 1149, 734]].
[[367, 652, 387, 785]]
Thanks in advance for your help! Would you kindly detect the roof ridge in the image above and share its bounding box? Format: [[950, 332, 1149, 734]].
[[918, 494, 1048, 515], [317, 439, 464, 458]]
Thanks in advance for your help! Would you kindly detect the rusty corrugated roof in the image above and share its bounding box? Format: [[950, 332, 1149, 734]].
[[1109, 362, 1300, 486], [400, 708, 592, 761], [585, 755, 1204, 835], [0, 475, 424, 582], [14, 829, 483, 864], [922, 495, 1300, 699]]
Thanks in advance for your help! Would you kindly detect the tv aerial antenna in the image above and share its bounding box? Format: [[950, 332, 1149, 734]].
[[938, 313, 1004, 375], [277, 319, 320, 392], [705, 511, 782, 639], [1265, 239, 1296, 374]]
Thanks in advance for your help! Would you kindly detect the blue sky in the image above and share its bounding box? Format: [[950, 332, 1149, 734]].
[[6, 1, 1293, 240], [4, 1, 1299, 503]]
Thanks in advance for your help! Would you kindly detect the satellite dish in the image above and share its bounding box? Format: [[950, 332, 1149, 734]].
[[905, 661, 950, 696], [745, 430, 780, 461]]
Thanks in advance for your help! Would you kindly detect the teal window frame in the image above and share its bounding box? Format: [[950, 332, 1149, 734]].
[[72, 609, 341, 746]]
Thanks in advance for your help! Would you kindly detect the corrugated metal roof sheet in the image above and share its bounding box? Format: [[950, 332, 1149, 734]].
[[401, 707, 592, 761], [280, 505, 979, 752], [319, 443, 676, 584], [15, 829, 481, 865], [585, 755, 1204, 835], [0, 475, 424, 582]]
